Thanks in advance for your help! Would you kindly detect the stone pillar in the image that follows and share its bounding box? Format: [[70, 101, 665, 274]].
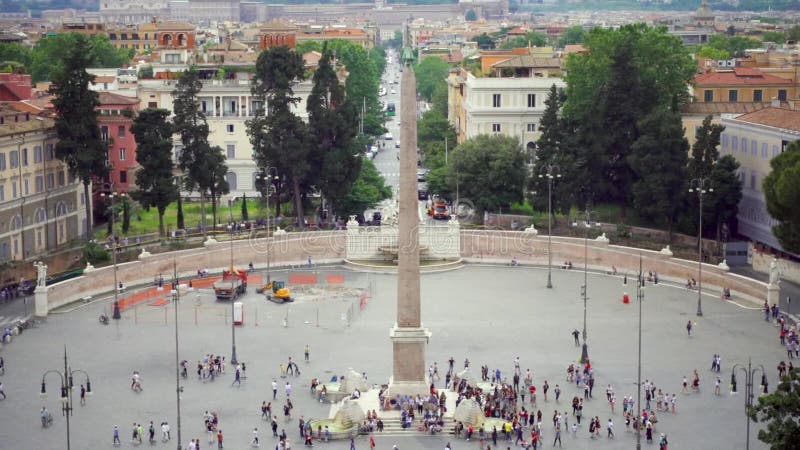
[[34, 286, 48, 317], [388, 50, 430, 397]]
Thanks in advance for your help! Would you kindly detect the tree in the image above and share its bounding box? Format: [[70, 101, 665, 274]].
[[689, 115, 725, 179], [706, 155, 742, 243], [749, 368, 800, 449], [29, 34, 131, 83], [471, 33, 495, 50], [708, 34, 761, 58], [501, 32, 550, 49], [465, 9, 477, 21], [557, 26, 587, 47], [337, 159, 392, 217], [121, 196, 132, 234], [695, 44, 730, 60], [241, 192, 249, 222], [763, 141, 800, 254], [172, 67, 228, 234], [176, 195, 185, 230], [0, 43, 31, 70], [130, 108, 178, 237], [530, 84, 568, 211], [248, 45, 309, 228], [448, 134, 528, 218], [306, 45, 362, 217], [629, 108, 689, 238], [415, 57, 450, 102], [761, 30, 787, 43], [49, 33, 107, 240]]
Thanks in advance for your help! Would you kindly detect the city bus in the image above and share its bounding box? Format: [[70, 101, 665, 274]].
[[387, 103, 396, 116]]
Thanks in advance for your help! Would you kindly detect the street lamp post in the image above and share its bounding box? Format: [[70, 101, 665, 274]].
[[689, 177, 712, 317], [538, 164, 560, 289], [101, 188, 125, 320], [731, 358, 767, 450], [227, 196, 238, 366], [257, 168, 278, 284], [171, 262, 183, 450], [40, 347, 92, 450], [580, 208, 595, 364], [635, 255, 645, 450]]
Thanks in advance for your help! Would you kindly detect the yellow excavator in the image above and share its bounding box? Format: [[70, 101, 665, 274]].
[[258, 280, 292, 303]]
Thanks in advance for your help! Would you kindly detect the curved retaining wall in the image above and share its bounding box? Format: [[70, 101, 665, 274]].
[[37, 230, 767, 316]]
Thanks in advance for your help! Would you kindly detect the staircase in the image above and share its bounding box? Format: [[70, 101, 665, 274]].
[[368, 417, 457, 437]]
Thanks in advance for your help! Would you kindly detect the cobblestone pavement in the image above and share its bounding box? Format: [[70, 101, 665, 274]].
[[0, 265, 783, 450]]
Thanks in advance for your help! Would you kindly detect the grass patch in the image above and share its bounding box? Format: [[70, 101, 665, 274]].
[[95, 198, 268, 239]]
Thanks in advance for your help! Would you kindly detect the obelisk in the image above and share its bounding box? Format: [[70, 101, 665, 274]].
[[388, 46, 430, 396]]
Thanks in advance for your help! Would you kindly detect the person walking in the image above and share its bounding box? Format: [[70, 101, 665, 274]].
[[80, 384, 86, 405], [285, 381, 292, 397], [272, 379, 278, 399], [304, 345, 310, 362], [607, 419, 614, 438], [572, 329, 580, 346], [217, 429, 224, 449], [252, 428, 259, 446], [113, 425, 121, 445], [0, 381, 6, 400], [369, 434, 376, 449], [686, 320, 693, 337], [232, 365, 241, 387], [349, 436, 356, 450], [553, 424, 562, 447]]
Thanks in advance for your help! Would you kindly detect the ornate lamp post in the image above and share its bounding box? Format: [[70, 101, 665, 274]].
[[100, 188, 126, 320], [227, 196, 238, 366], [689, 177, 713, 317], [731, 358, 767, 450], [538, 164, 560, 289], [40, 347, 92, 450], [256, 167, 278, 284], [170, 262, 183, 450], [580, 208, 596, 364], [635, 255, 645, 450]]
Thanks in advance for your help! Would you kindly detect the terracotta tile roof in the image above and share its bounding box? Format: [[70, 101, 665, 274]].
[[564, 44, 588, 54], [694, 67, 791, 86], [92, 76, 116, 84], [492, 55, 561, 69], [681, 102, 770, 115], [97, 91, 140, 106], [733, 107, 800, 132]]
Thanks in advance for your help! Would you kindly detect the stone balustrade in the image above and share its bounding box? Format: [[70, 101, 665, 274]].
[[35, 229, 767, 317]]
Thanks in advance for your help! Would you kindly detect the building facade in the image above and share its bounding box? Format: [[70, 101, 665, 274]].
[[99, 0, 170, 25], [0, 104, 88, 261], [693, 66, 795, 104], [720, 107, 800, 253], [169, 0, 241, 24], [447, 67, 565, 161], [97, 92, 141, 193]]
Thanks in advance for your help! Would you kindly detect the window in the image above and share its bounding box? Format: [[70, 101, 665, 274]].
[[728, 90, 738, 102], [57, 171, 65, 187], [226, 124, 234, 133], [46, 173, 54, 189], [0, 185, 3, 201], [10, 150, 18, 168], [118, 125, 126, 138], [119, 148, 126, 161], [492, 123, 501, 132], [753, 90, 763, 102], [721, 134, 729, 149], [11, 180, 17, 198], [201, 100, 208, 113], [492, 94, 501, 108], [252, 100, 263, 113], [527, 123, 536, 132], [21, 148, 28, 166], [101, 126, 109, 141], [34, 145, 42, 163], [527, 94, 536, 108], [119, 170, 127, 183], [35, 175, 43, 193], [732, 136, 738, 151], [226, 172, 237, 191], [164, 53, 182, 64], [46, 144, 53, 161], [148, 102, 157, 108], [0, 152, 5, 170], [751, 140, 757, 156], [704, 90, 713, 102], [742, 139, 747, 154], [778, 89, 787, 102], [762, 143, 768, 159], [773, 144, 779, 157], [23, 179, 28, 195], [226, 144, 236, 159]]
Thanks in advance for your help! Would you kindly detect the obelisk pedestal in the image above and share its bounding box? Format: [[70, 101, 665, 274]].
[[387, 48, 430, 397]]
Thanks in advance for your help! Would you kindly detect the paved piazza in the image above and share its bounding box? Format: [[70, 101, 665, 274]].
[[0, 264, 781, 449]]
